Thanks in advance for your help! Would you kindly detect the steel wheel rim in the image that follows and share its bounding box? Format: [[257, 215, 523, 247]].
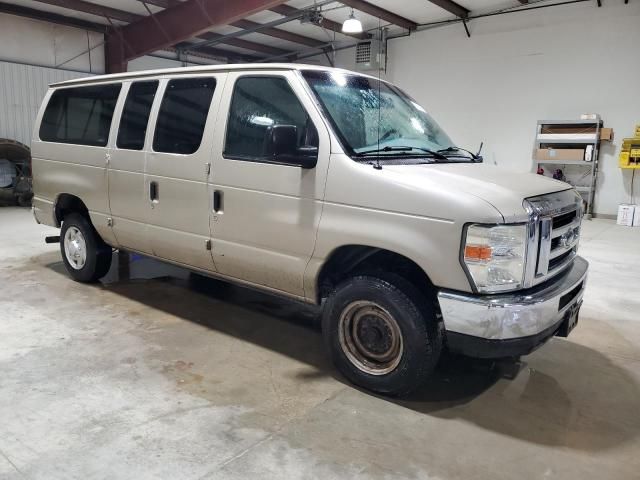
[[338, 300, 404, 375], [64, 226, 87, 270]]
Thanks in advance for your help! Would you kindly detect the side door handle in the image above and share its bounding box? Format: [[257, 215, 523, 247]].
[[149, 181, 159, 202], [213, 190, 223, 213]]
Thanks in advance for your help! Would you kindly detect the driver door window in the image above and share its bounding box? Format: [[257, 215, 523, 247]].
[[223, 76, 317, 162]]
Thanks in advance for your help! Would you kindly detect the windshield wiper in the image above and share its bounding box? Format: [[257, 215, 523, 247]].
[[437, 146, 481, 162], [355, 145, 449, 161]]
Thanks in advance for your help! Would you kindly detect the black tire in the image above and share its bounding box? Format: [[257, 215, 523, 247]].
[[322, 273, 442, 396], [17, 194, 32, 207], [60, 213, 112, 283]]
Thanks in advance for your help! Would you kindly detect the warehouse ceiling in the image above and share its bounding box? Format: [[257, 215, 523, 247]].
[[0, 0, 531, 68]]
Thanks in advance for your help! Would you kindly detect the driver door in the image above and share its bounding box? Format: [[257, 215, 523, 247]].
[[208, 71, 330, 298]]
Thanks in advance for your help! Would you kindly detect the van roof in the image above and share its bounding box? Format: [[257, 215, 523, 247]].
[[50, 63, 380, 88]]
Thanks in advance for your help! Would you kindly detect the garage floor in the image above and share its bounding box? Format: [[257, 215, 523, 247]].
[[1, 206, 639, 480]]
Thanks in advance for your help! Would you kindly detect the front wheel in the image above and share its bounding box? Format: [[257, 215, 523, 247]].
[[322, 274, 442, 396], [60, 213, 112, 282]]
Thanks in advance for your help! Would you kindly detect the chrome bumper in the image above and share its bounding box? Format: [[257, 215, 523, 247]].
[[438, 256, 588, 341]]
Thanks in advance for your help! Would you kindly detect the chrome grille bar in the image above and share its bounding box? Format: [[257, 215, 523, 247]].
[[549, 250, 577, 274], [536, 217, 552, 276], [549, 238, 579, 259], [551, 218, 581, 239]]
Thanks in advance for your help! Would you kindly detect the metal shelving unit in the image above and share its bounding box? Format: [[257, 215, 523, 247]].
[[533, 117, 603, 219]]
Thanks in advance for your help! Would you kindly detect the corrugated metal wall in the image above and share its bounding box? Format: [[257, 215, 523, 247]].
[[0, 61, 90, 146]]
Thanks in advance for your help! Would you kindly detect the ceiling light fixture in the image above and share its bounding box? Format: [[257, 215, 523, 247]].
[[342, 9, 363, 34]]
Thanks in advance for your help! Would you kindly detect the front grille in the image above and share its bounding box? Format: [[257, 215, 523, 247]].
[[548, 248, 575, 271], [553, 210, 578, 229], [525, 190, 583, 287]]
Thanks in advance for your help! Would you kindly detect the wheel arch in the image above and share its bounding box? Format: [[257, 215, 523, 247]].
[[315, 244, 438, 305], [54, 193, 90, 227]]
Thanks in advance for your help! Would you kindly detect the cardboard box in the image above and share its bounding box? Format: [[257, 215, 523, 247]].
[[617, 204, 635, 226], [541, 126, 596, 135], [535, 148, 584, 161], [600, 128, 613, 141]]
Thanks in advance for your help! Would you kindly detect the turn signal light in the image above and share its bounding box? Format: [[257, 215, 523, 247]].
[[464, 244, 492, 262]]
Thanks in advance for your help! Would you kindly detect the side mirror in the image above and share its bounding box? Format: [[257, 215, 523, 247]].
[[296, 146, 319, 169], [267, 124, 318, 169], [269, 124, 297, 157]]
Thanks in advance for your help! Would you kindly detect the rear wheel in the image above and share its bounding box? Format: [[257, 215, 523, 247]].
[[322, 274, 442, 396], [60, 213, 112, 282]]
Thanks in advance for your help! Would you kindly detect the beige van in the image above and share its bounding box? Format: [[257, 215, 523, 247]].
[[31, 64, 587, 395]]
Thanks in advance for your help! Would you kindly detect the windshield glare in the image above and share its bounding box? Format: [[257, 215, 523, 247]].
[[302, 70, 455, 157]]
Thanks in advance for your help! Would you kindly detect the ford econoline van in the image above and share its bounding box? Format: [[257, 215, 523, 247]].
[[31, 64, 587, 395]]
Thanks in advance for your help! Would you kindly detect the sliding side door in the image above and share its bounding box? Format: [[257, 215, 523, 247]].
[[144, 74, 226, 271]]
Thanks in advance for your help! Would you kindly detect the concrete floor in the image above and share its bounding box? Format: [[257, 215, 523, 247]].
[[1, 206, 639, 480]]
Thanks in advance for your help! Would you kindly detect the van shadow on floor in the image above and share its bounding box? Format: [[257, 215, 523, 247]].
[[45, 251, 640, 452]]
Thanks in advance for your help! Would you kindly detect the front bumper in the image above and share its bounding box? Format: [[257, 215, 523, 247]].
[[437, 256, 588, 358]]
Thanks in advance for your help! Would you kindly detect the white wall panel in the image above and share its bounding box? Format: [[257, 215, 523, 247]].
[[0, 61, 88, 146]]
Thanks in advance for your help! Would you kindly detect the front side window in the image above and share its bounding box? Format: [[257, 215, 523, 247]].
[[153, 77, 216, 155], [224, 76, 318, 161], [40, 84, 121, 146], [117, 81, 158, 150], [302, 70, 458, 160]]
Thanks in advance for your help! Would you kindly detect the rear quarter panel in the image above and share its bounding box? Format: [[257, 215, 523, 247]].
[[31, 88, 114, 244]]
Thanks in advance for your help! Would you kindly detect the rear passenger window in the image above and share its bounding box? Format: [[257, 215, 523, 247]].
[[224, 76, 317, 161], [117, 81, 158, 150], [153, 77, 216, 155], [39, 84, 121, 146]]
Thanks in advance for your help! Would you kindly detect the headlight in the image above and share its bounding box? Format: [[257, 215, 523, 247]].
[[462, 224, 527, 293]]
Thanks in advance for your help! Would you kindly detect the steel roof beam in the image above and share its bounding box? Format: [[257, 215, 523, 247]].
[[196, 32, 290, 57], [106, 0, 291, 70], [30, 0, 286, 60], [185, 1, 336, 53], [269, 4, 370, 40], [231, 19, 325, 47], [340, 0, 417, 30], [425, 0, 470, 18], [135, 0, 325, 48]]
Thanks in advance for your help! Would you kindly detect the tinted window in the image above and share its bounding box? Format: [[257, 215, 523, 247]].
[[224, 76, 317, 161], [40, 84, 121, 146], [117, 81, 158, 150], [153, 77, 216, 154]]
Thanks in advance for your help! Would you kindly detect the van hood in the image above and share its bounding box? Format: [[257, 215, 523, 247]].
[[383, 162, 572, 221]]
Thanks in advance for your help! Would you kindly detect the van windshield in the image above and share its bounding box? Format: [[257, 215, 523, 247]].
[[301, 70, 460, 160]]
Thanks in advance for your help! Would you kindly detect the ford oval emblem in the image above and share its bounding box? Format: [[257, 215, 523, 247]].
[[560, 227, 579, 248]]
